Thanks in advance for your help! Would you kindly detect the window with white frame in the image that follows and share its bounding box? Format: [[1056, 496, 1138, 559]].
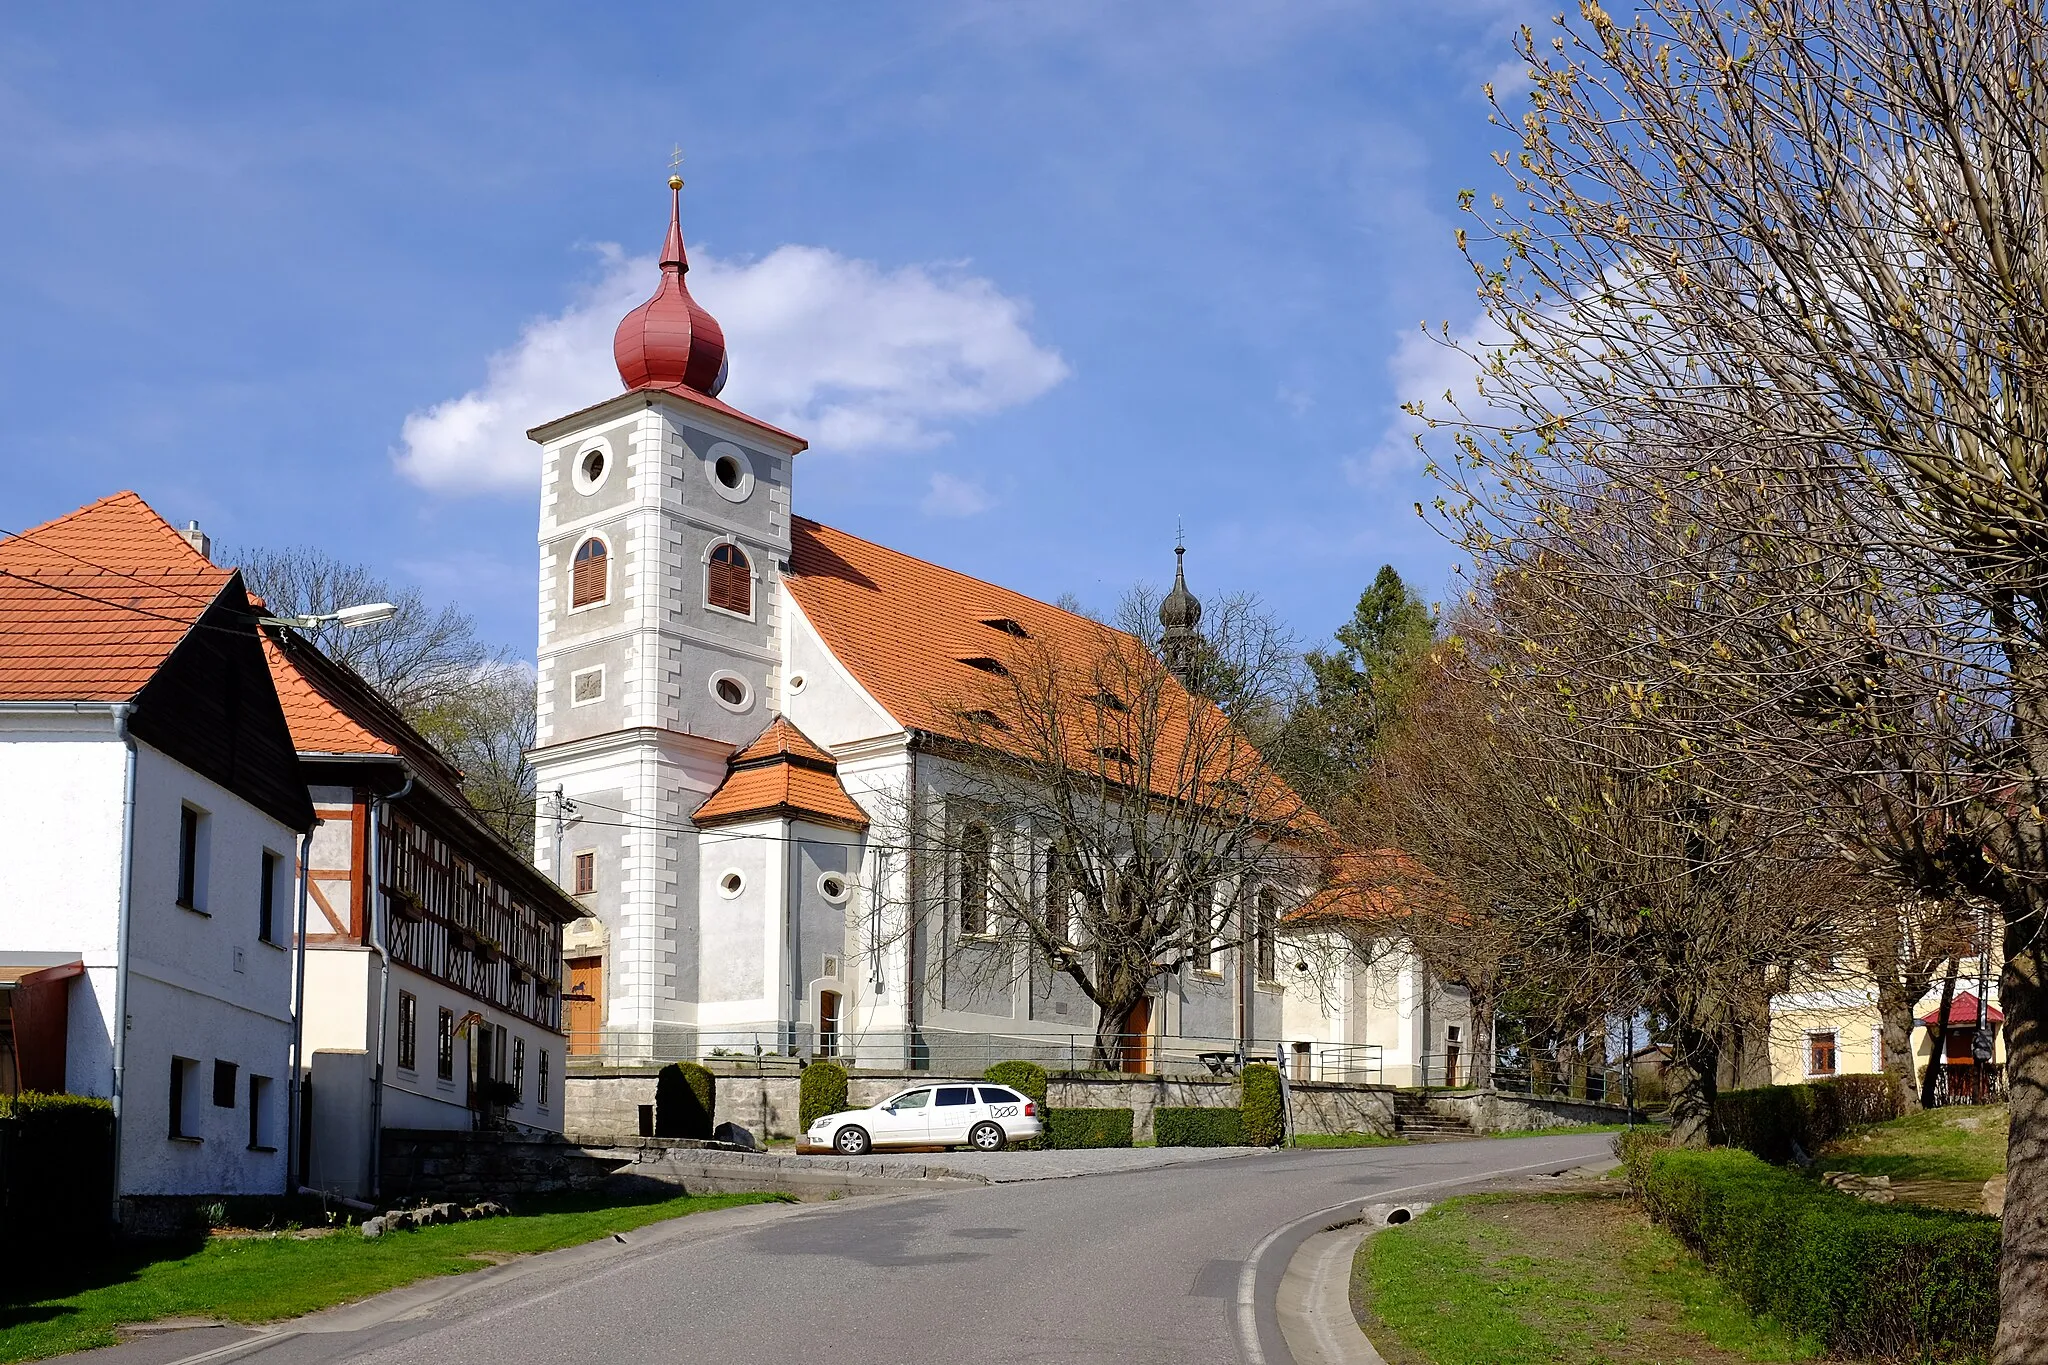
[[177, 804, 211, 912]]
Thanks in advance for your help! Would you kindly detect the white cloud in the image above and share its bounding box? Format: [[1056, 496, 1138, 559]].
[[1348, 315, 1511, 488], [919, 471, 995, 518], [396, 244, 1069, 493]]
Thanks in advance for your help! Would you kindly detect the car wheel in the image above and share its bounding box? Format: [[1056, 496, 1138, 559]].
[[835, 1125, 872, 1156], [969, 1121, 1006, 1152]]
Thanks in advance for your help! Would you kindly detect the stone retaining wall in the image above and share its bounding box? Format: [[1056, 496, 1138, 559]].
[[1422, 1090, 1641, 1133], [565, 1067, 1395, 1143], [378, 1129, 634, 1203]]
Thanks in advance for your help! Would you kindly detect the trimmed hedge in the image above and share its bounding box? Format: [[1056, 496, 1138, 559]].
[[1635, 1145, 1998, 1360], [984, 1060, 1049, 1149], [1047, 1107, 1133, 1149], [1241, 1063, 1284, 1146], [1712, 1075, 1903, 1163], [0, 1092, 113, 1268], [655, 1061, 716, 1139], [800, 1060, 849, 1131], [1155, 1106, 1245, 1147]]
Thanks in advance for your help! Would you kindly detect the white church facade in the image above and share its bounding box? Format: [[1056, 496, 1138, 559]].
[[528, 179, 1466, 1085]]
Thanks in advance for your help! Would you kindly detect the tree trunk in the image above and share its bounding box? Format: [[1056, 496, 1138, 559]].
[[1093, 997, 1141, 1071], [1664, 1022, 1719, 1149], [1470, 987, 1498, 1093], [1873, 967, 1924, 1113], [1993, 918, 2048, 1365], [1920, 958, 1959, 1109]]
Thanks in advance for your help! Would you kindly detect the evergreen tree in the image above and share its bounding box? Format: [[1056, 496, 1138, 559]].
[[1281, 565, 1435, 804]]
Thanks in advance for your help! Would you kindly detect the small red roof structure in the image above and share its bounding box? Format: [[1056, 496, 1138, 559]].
[[614, 178, 729, 398], [1922, 991, 2004, 1027], [694, 717, 869, 831]]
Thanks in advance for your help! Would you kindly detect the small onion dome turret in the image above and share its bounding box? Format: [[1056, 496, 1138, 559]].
[[613, 176, 730, 397], [1160, 544, 1202, 635]]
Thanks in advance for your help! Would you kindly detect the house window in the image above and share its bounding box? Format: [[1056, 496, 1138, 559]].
[[248, 1074, 274, 1150], [213, 1059, 238, 1108], [707, 542, 751, 615], [573, 851, 596, 897], [537, 1049, 551, 1109], [1042, 846, 1072, 945], [1808, 1031, 1838, 1077], [397, 992, 418, 1071], [571, 537, 609, 608], [513, 1037, 526, 1101], [177, 804, 210, 912], [1255, 887, 1278, 982], [169, 1057, 198, 1139], [259, 849, 281, 944], [437, 1007, 455, 1081], [1190, 885, 1214, 972], [960, 824, 992, 936]]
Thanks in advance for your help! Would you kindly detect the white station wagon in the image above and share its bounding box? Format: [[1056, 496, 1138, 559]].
[[802, 1083, 1042, 1155]]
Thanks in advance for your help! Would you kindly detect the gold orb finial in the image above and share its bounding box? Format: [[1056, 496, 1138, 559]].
[[668, 174, 684, 190]]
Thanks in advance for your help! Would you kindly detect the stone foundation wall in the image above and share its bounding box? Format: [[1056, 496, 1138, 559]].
[[565, 1067, 1396, 1143], [378, 1129, 632, 1203], [1424, 1091, 1640, 1133]]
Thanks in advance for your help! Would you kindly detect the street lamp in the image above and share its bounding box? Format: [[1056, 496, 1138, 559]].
[[261, 602, 399, 630]]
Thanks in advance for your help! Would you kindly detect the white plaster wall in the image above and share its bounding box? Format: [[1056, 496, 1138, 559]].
[[0, 722, 128, 964], [301, 948, 373, 1055], [782, 600, 898, 748], [696, 828, 771, 1017]]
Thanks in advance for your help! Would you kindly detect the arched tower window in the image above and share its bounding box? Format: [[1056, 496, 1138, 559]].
[[707, 542, 752, 615], [571, 538, 609, 608]]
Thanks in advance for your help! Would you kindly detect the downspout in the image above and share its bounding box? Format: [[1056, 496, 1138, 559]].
[[286, 825, 313, 1192], [107, 702, 138, 1226], [906, 731, 923, 1069], [364, 773, 414, 1199]]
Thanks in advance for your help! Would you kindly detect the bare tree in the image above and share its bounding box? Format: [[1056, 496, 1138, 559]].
[[237, 544, 536, 848], [884, 587, 1329, 1069], [1406, 4, 2048, 1347]]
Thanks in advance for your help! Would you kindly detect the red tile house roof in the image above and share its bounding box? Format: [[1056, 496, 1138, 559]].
[[0, 491, 313, 830], [0, 491, 231, 701], [694, 717, 869, 830]]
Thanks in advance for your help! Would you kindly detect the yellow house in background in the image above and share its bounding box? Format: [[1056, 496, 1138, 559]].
[[1769, 957, 2005, 1099]]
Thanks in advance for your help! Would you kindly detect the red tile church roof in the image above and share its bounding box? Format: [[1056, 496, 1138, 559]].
[[694, 716, 869, 830]]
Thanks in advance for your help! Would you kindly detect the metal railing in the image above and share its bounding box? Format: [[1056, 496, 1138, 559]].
[[567, 1024, 1380, 1083], [1410, 1053, 1627, 1104], [1932, 1061, 2004, 1106]]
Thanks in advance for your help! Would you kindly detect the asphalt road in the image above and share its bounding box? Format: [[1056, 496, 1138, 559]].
[[80, 1134, 1612, 1365]]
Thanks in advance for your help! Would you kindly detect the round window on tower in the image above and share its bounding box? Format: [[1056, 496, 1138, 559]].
[[704, 442, 756, 502], [786, 672, 808, 695], [818, 873, 850, 904], [709, 671, 753, 713], [718, 871, 745, 899], [572, 439, 612, 494]]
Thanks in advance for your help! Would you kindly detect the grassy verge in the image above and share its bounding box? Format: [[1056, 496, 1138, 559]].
[[1354, 1192, 1822, 1365], [1291, 1132, 1408, 1148], [1486, 1123, 1633, 1140], [0, 1191, 786, 1364], [1819, 1103, 2007, 1183]]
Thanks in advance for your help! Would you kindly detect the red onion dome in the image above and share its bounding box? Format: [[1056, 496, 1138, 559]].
[[613, 177, 729, 397]]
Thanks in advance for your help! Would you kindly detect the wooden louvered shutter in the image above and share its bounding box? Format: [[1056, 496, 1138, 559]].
[[571, 540, 607, 607], [707, 545, 751, 614]]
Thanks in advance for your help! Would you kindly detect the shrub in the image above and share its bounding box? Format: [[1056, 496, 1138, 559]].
[[984, 1060, 1049, 1149], [800, 1060, 849, 1131], [1155, 1106, 1245, 1147], [0, 1092, 114, 1265], [1712, 1076, 1906, 1163], [1615, 1125, 1671, 1190], [1638, 1145, 1998, 1359], [655, 1062, 716, 1139], [1047, 1107, 1133, 1149], [1241, 1063, 1284, 1146]]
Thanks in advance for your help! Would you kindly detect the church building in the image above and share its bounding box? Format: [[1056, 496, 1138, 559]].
[[529, 179, 1466, 1084]]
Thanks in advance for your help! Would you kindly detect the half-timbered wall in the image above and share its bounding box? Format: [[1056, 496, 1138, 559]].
[[379, 806, 563, 1032]]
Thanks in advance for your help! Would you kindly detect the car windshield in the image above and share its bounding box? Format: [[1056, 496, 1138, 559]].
[[888, 1089, 931, 1109]]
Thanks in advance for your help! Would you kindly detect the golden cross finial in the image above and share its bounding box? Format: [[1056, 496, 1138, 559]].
[[668, 144, 685, 190]]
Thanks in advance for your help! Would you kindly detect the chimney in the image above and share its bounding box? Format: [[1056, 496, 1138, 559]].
[[179, 520, 211, 561]]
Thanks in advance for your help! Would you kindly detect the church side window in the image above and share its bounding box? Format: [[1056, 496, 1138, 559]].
[[571, 538, 608, 608], [707, 542, 751, 615], [960, 823, 992, 936]]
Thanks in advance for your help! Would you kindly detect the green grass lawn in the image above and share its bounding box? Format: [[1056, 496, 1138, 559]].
[[1292, 1131, 1408, 1148], [1355, 1192, 1823, 1365], [1819, 1103, 2007, 1184], [0, 1191, 786, 1365]]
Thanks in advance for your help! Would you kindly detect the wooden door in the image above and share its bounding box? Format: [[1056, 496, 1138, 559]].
[[565, 955, 604, 1057], [1121, 998, 1151, 1074]]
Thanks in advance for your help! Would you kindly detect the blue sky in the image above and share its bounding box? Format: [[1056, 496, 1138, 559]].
[[1, 2, 1534, 660]]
